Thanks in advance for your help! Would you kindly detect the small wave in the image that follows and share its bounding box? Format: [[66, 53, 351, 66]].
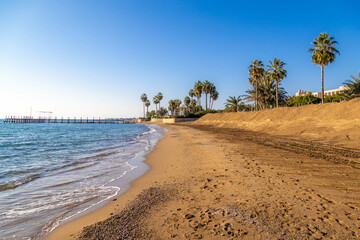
[[0, 174, 40, 191], [47, 161, 86, 172], [57, 163, 98, 174], [90, 144, 124, 153], [87, 147, 139, 159], [72, 163, 97, 171], [14, 142, 36, 146], [85, 151, 120, 159], [44, 180, 77, 188], [135, 125, 156, 138], [0, 169, 32, 179]]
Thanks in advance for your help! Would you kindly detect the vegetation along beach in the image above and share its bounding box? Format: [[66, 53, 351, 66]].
[[1, 1, 359, 239]]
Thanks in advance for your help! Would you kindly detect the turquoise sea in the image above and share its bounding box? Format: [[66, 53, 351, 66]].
[[0, 123, 164, 239]]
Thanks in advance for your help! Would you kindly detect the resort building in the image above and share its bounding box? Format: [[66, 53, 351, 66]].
[[295, 85, 347, 98]]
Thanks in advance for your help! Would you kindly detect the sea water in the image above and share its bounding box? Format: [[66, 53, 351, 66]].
[[0, 123, 164, 239]]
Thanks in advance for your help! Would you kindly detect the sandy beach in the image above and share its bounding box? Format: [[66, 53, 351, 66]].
[[46, 101, 360, 239], [3, 2, 360, 239]]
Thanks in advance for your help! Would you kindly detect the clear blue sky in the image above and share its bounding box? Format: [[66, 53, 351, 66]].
[[0, 0, 359, 118]]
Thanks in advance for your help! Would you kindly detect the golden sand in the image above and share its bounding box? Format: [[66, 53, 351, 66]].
[[46, 100, 360, 239]]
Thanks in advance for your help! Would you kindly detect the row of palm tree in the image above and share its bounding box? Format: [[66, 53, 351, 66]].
[[189, 80, 219, 111], [141, 33, 348, 117], [243, 32, 341, 110], [247, 58, 287, 110], [140, 92, 164, 118], [168, 99, 181, 116], [152, 92, 163, 113]]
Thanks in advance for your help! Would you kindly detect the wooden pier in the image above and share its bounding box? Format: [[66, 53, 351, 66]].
[[3, 116, 136, 124]]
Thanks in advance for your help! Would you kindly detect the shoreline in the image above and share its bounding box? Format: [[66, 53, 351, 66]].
[[44, 123, 169, 239]]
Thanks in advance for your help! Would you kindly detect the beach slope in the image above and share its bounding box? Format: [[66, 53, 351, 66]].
[[196, 98, 360, 147]]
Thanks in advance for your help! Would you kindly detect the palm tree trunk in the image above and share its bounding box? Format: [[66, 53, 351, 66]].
[[143, 103, 145, 118], [255, 84, 258, 111], [205, 94, 208, 110], [321, 65, 324, 104], [198, 96, 201, 112], [276, 81, 279, 108]]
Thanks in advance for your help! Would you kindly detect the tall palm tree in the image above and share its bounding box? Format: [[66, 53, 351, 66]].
[[189, 99, 197, 112], [145, 100, 150, 116], [189, 89, 195, 100], [268, 58, 287, 108], [202, 80, 211, 110], [193, 80, 203, 111], [211, 90, 219, 109], [157, 92, 163, 109], [174, 99, 182, 115], [208, 83, 216, 108], [153, 96, 160, 113], [308, 33, 339, 103], [248, 60, 265, 110], [342, 72, 360, 100], [140, 93, 148, 118], [168, 100, 175, 116], [184, 96, 191, 112], [225, 96, 243, 112]]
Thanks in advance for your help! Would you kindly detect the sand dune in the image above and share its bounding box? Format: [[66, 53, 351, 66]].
[[195, 98, 360, 147]]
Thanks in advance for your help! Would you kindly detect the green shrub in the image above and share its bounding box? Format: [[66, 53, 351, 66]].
[[288, 93, 321, 107], [324, 94, 344, 103], [183, 109, 219, 118]]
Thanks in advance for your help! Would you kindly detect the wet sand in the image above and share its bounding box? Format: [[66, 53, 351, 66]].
[[46, 122, 360, 239]]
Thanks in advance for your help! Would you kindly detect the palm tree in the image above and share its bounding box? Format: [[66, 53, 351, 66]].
[[184, 96, 191, 112], [157, 92, 163, 109], [158, 107, 167, 117], [308, 33, 339, 103], [145, 100, 150, 116], [189, 89, 195, 100], [202, 80, 211, 110], [189, 99, 197, 112], [208, 83, 216, 109], [248, 60, 265, 110], [174, 99, 182, 115], [268, 58, 287, 108], [194, 80, 203, 111], [158, 107, 168, 117], [140, 93, 148, 118], [210, 90, 219, 109], [153, 96, 160, 113], [168, 100, 176, 116], [342, 72, 360, 100], [225, 96, 243, 112]]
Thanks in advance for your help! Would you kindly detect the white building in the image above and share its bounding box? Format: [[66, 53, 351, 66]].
[[295, 86, 347, 98]]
